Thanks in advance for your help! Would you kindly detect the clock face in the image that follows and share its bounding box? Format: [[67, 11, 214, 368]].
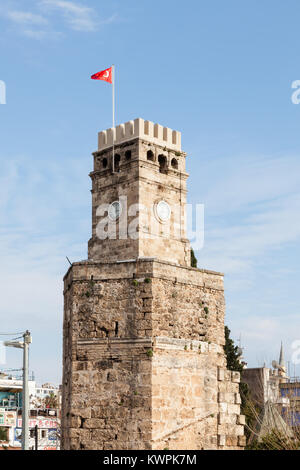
[[108, 201, 122, 221], [156, 200, 171, 222]]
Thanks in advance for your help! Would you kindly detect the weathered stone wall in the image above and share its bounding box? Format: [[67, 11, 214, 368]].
[[88, 138, 190, 267], [62, 259, 245, 450], [217, 369, 246, 448], [62, 263, 155, 450], [63, 339, 153, 450], [88, 140, 140, 263], [151, 339, 244, 450], [151, 278, 225, 344], [151, 339, 220, 450]]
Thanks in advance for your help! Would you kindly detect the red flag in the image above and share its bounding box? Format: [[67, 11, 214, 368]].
[[91, 67, 112, 84]]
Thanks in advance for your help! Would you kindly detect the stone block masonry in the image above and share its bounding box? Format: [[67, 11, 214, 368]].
[[62, 118, 244, 450], [89, 126, 190, 267], [62, 259, 244, 450]]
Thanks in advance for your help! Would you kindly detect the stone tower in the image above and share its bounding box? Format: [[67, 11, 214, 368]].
[[62, 119, 245, 450]]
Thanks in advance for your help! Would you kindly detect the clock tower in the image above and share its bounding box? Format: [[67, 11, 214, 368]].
[[62, 119, 245, 450], [88, 118, 191, 266]]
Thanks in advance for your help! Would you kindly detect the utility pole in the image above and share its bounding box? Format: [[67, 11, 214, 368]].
[[35, 425, 38, 451], [4, 330, 32, 451], [22, 331, 31, 451]]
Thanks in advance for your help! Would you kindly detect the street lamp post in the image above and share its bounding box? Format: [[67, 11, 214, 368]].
[[22, 331, 31, 450], [4, 330, 32, 450]]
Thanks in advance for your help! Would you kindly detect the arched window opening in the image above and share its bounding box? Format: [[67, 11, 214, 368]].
[[114, 154, 121, 172], [103, 157, 108, 169], [125, 150, 131, 161], [158, 155, 168, 174], [171, 158, 178, 170], [147, 150, 154, 162]]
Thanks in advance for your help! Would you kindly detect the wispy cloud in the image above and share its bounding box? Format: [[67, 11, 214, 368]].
[[194, 154, 300, 275], [40, 0, 98, 32], [0, 1, 55, 39], [190, 152, 300, 372], [232, 314, 300, 373], [5, 10, 48, 25], [0, 154, 90, 383], [22, 28, 62, 39], [0, 0, 117, 39]]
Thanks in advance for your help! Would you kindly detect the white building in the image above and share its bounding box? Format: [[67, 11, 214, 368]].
[[31, 383, 61, 409], [242, 343, 289, 407], [0, 374, 60, 450]]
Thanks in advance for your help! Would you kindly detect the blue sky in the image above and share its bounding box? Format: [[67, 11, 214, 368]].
[[0, 0, 300, 384]]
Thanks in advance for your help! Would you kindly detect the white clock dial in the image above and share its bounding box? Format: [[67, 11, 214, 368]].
[[156, 200, 171, 222], [108, 201, 122, 221]]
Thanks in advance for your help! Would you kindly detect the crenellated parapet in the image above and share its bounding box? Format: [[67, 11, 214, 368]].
[[98, 118, 182, 152]]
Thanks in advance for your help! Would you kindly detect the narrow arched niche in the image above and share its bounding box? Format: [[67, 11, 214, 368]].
[[158, 154, 168, 174], [114, 154, 121, 172], [147, 150, 154, 162], [171, 158, 178, 169]]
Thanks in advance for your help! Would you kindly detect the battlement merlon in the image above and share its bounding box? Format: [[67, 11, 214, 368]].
[[98, 118, 182, 152]]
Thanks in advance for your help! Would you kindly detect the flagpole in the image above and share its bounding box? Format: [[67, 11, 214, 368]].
[[112, 64, 115, 173]]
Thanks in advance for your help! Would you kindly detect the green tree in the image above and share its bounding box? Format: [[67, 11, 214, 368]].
[[224, 326, 243, 373], [191, 249, 197, 268], [224, 326, 255, 439], [44, 391, 59, 409]]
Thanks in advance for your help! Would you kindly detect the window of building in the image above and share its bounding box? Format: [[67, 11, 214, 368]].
[[171, 158, 178, 169], [125, 150, 131, 161], [147, 150, 154, 161], [103, 158, 108, 169], [114, 154, 121, 172], [158, 155, 168, 174]]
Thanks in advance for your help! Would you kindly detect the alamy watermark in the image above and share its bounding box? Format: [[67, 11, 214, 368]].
[[95, 198, 205, 250], [291, 80, 300, 104], [0, 80, 6, 105]]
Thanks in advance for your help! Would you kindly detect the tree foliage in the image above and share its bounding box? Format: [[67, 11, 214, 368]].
[[44, 391, 59, 409], [224, 326, 243, 373], [191, 249, 197, 268], [247, 430, 300, 451], [224, 325, 256, 440]]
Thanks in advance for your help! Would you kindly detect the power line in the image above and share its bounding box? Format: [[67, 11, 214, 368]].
[[10, 335, 24, 341], [0, 332, 25, 336]]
